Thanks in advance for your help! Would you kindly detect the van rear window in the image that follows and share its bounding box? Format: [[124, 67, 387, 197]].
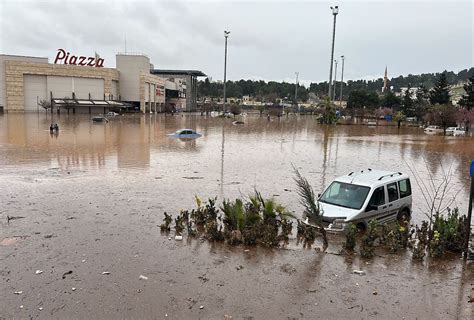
[[398, 179, 411, 198]]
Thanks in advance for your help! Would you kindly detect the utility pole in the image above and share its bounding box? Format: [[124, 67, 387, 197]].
[[295, 72, 299, 109], [339, 55, 345, 108], [464, 161, 474, 260], [223, 30, 230, 114], [328, 5, 339, 100], [333, 59, 338, 101]]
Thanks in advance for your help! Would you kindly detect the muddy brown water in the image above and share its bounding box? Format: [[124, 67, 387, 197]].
[[0, 113, 473, 319]]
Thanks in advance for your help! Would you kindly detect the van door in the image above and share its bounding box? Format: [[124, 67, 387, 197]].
[[381, 182, 401, 223], [359, 186, 388, 222]]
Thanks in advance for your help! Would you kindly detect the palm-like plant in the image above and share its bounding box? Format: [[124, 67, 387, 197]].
[[293, 167, 328, 251]]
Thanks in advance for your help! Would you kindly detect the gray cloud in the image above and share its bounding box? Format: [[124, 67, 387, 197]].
[[0, 0, 472, 85]]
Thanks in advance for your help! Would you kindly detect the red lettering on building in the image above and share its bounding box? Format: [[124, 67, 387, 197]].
[[53, 49, 104, 68]]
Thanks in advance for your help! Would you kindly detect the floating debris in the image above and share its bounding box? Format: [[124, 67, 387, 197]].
[[72, 287, 76, 291], [175, 235, 183, 241], [102, 271, 111, 275], [35, 270, 43, 275], [14, 291, 22, 295], [199, 305, 204, 310], [352, 270, 366, 275], [62, 270, 73, 279], [139, 275, 148, 280], [236, 265, 244, 271]]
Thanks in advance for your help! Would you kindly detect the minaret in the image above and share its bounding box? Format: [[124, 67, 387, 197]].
[[382, 66, 388, 92]]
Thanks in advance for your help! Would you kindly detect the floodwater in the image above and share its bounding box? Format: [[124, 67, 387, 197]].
[[0, 113, 473, 319]]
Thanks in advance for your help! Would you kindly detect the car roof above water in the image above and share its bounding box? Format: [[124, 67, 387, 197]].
[[334, 169, 409, 188]]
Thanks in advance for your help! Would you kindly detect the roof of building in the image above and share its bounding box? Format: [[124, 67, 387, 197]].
[[335, 169, 408, 187], [150, 69, 206, 77]]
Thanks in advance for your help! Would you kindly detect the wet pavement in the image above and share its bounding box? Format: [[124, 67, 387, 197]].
[[0, 113, 473, 319]]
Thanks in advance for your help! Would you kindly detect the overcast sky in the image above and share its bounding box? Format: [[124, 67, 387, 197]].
[[0, 0, 472, 86]]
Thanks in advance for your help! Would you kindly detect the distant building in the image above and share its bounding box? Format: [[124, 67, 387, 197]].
[[396, 87, 419, 98]]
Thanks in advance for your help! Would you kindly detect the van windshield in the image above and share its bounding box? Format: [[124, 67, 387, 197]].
[[319, 181, 370, 210]]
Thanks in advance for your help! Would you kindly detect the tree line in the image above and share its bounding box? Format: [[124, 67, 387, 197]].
[[197, 68, 473, 102]]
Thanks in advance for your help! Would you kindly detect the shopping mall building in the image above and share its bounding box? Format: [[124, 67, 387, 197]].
[[0, 50, 205, 113]]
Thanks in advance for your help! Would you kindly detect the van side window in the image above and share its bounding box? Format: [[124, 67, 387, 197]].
[[387, 182, 399, 202], [398, 179, 412, 198], [368, 186, 385, 207]]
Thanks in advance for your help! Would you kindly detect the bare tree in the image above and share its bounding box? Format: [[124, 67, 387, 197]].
[[405, 159, 462, 247]]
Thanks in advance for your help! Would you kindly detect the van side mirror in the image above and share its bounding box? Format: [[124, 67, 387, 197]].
[[365, 204, 378, 212]]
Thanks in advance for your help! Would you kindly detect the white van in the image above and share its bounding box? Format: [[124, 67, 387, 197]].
[[312, 169, 412, 231]]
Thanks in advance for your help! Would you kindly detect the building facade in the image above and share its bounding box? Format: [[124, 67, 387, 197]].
[[0, 51, 204, 113]]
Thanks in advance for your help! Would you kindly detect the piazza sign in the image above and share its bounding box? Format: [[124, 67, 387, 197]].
[[54, 49, 104, 67]]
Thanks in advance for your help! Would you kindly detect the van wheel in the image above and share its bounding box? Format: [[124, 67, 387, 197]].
[[397, 209, 410, 224], [356, 222, 367, 232]]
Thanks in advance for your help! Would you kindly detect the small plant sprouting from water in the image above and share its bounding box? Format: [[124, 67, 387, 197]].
[[360, 219, 379, 258], [384, 222, 412, 253], [160, 212, 173, 231], [344, 223, 357, 251]]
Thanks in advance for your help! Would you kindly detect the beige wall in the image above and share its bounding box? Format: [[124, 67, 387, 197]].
[[116, 54, 150, 102], [0, 55, 48, 109], [4, 60, 119, 111], [139, 72, 166, 113]]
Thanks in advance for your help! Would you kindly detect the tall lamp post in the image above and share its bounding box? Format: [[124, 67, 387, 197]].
[[328, 5, 339, 100], [333, 59, 338, 101], [223, 30, 230, 114], [339, 55, 345, 108], [295, 72, 299, 108]]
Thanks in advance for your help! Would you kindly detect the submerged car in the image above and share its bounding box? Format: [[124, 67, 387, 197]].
[[424, 125, 443, 134], [306, 169, 412, 231], [453, 127, 466, 137], [167, 129, 202, 139]]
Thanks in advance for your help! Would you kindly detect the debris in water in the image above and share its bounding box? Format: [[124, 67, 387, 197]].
[[199, 305, 204, 310], [20, 305, 23, 309], [35, 270, 43, 275], [102, 271, 111, 275], [468, 295, 474, 303], [236, 265, 244, 271], [6, 216, 25, 224], [72, 287, 76, 291], [81, 259, 86, 263], [175, 235, 183, 241], [168, 237, 172, 240], [372, 291, 378, 296], [44, 234, 53, 239], [39, 307, 43, 311], [280, 263, 296, 275], [14, 291, 22, 295], [62, 270, 73, 279], [243, 249, 250, 252], [353, 270, 366, 275], [139, 275, 148, 280]]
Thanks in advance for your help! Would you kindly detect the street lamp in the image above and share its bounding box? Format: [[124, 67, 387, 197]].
[[223, 30, 230, 114], [295, 71, 299, 109], [339, 55, 345, 108], [333, 59, 338, 101], [328, 5, 339, 100]]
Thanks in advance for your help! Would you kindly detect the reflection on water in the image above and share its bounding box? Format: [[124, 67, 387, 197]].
[[0, 113, 472, 223]]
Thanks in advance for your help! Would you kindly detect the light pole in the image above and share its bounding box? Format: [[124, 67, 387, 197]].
[[294, 71, 299, 108], [339, 55, 345, 108], [328, 5, 339, 100], [223, 30, 230, 114], [333, 59, 338, 101]]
